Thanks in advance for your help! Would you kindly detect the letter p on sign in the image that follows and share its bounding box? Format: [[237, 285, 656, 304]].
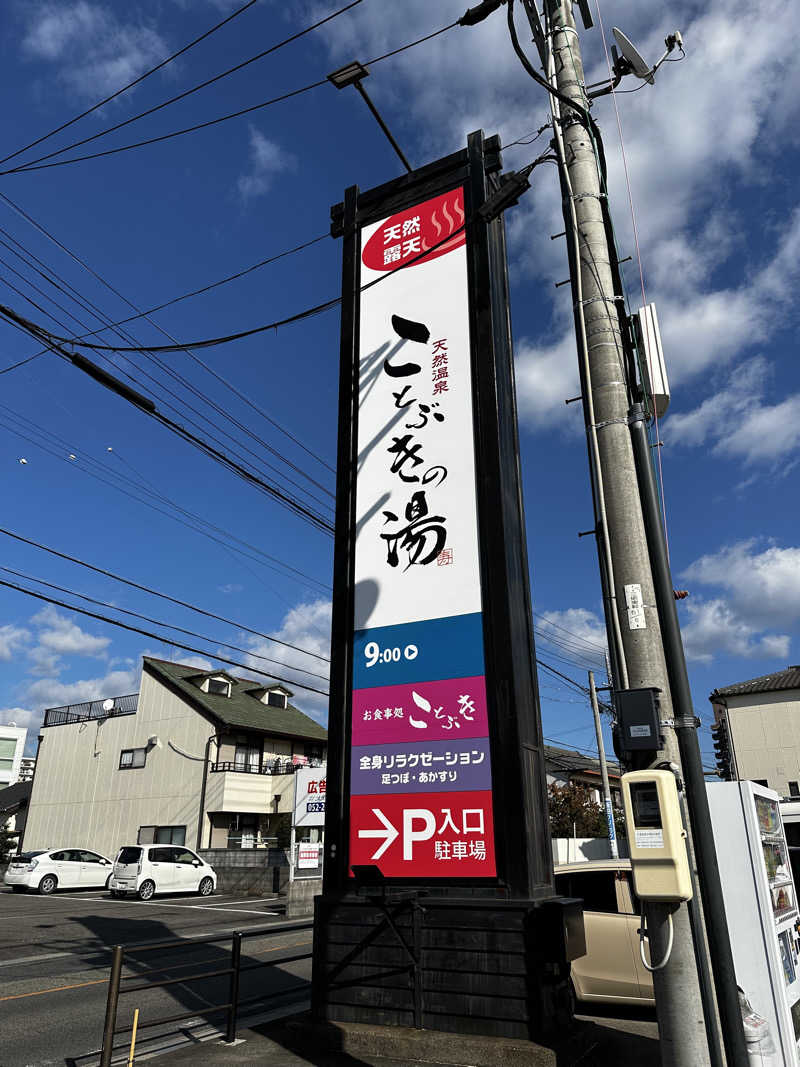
[[403, 809, 436, 859]]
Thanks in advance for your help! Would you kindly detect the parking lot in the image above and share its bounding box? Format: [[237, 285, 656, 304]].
[[0, 885, 312, 1067]]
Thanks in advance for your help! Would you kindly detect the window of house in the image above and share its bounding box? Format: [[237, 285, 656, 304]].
[[267, 690, 287, 709], [234, 743, 260, 772], [0, 738, 16, 773], [138, 825, 185, 845], [306, 743, 324, 763], [208, 677, 231, 697], [789, 782, 800, 798], [119, 748, 146, 769], [554, 870, 618, 913]]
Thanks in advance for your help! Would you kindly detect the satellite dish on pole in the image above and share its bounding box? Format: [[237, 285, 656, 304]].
[[612, 28, 655, 83], [102, 698, 115, 713]]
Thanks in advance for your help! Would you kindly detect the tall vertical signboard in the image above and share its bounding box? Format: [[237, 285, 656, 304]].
[[349, 186, 496, 877], [314, 134, 581, 1044], [322, 131, 555, 897]]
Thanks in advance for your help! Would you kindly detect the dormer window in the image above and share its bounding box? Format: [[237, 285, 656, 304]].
[[207, 677, 231, 697], [267, 691, 287, 709]]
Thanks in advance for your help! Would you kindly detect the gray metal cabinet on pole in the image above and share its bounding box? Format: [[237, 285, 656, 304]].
[[541, 2, 709, 1063]]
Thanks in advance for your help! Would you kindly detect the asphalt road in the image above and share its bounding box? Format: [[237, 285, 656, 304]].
[[0, 886, 312, 1067]]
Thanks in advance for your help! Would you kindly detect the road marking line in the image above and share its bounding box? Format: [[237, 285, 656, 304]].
[[0, 951, 78, 968], [0, 976, 107, 1001], [0, 940, 312, 1003], [202, 898, 280, 907], [60, 894, 280, 915], [0, 922, 293, 968]]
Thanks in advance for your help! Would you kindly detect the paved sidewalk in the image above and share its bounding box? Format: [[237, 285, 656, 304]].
[[139, 1010, 659, 1066]]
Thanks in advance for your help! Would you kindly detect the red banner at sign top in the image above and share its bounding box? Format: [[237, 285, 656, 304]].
[[361, 188, 466, 273]]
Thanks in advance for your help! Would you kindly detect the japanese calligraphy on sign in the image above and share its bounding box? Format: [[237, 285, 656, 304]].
[[349, 187, 497, 878]]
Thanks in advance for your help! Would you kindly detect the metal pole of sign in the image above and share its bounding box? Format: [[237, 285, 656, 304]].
[[100, 945, 124, 1067], [589, 670, 618, 859], [225, 932, 242, 1044]]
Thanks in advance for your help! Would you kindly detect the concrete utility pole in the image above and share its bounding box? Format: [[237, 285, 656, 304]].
[[588, 670, 618, 859], [539, 3, 710, 1063]]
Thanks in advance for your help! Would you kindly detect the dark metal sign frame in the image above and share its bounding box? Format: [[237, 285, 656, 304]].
[[323, 131, 553, 899]]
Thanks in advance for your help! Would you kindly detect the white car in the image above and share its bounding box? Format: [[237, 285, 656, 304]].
[[4, 848, 114, 894], [110, 844, 216, 900]]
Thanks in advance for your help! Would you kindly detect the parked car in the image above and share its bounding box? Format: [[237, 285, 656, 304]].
[[554, 858, 655, 1006], [110, 844, 217, 900], [4, 848, 114, 894]]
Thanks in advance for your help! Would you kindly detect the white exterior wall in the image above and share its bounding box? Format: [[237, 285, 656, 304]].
[[23, 669, 212, 857], [0, 724, 27, 787], [725, 689, 800, 795]]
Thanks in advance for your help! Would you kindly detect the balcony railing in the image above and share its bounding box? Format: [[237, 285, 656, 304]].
[[43, 693, 139, 727], [210, 759, 300, 776]]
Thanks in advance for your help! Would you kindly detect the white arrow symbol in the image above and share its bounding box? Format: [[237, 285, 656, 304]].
[[358, 808, 399, 860]]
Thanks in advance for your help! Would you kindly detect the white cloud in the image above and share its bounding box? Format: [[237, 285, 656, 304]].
[[536, 608, 607, 654], [21, 2, 168, 101], [26, 666, 140, 710], [31, 605, 110, 657], [245, 597, 330, 722], [683, 540, 800, 631], [667, 356, 800, 466], [0, 624, 30, 661], [514, 333, 581, 433], [680, 597, 789, 665], [237, 126, 296, 202], [218, 583, 243, 595], [0, 706, 38, 731], [306, 0, 800, 429]]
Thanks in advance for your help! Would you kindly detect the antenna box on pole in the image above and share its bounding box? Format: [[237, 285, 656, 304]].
[[633, 302, 670, 416]]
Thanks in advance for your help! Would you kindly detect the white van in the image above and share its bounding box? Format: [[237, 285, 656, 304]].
[[110, 844, 216, 900]]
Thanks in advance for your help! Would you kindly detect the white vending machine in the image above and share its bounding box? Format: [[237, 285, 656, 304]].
[[708, 781, 800, 1065]]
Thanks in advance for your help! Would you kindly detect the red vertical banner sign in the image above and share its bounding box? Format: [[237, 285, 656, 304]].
[[347, 187, 497, 878]]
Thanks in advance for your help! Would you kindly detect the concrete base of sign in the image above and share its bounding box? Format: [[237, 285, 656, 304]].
[[311, 892, 584, 1045], [285, 1016, 570, 1065]]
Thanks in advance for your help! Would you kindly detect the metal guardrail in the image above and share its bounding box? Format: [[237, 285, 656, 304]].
[[98, 919, 313, 1067], [43, 693, 139, 727]]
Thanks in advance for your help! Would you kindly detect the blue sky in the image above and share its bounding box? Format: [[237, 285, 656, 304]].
[[0, 0, 797, 774]]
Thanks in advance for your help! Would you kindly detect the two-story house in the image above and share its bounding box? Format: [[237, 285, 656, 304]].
[[22, 656, 327, 859]]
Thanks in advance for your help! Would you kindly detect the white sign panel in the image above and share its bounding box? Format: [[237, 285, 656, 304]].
[[297, 843, 322, 869], [293, 764, 326, 828], [354, 188, 482, 632]]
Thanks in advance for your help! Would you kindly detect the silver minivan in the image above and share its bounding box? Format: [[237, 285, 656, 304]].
[[110, 844, 216, 900]]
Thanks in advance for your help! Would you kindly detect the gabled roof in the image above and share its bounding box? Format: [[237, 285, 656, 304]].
[[143, 658, 327, 741], [0, 779, 32, 814], [711, 667, 800, 699], [544, 744, 621, 778]]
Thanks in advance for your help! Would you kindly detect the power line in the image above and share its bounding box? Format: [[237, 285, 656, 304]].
[[1, 308, 335, 534], [0, 196, 337, 485], [0, 21, 460, 176], [0, 215, 476, 356], [93, 234, 330, 327], [0, 255, 334, 513], [0, 0, 262, 168], [0, 575, 329, 699], [0, 279, 335, 535], [533, 609, 607, 652], [0, 408, 330, 594], [0, 564, 328, 682], [0, 525, 330, 663], [12, 0, 365, 173]]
